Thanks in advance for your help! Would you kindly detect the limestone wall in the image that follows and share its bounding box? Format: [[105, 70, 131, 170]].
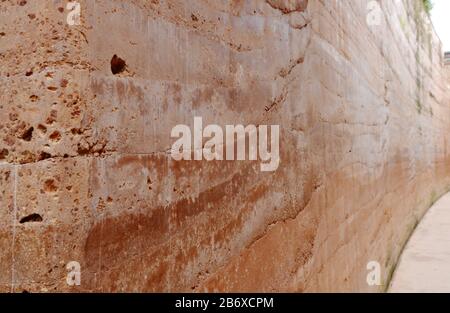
[[1, 0, 449, 292]]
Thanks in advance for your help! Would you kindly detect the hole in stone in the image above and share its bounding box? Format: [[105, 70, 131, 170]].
[[29, 95, 39, 102], [37, 124, 47, 134], [111, 54, 126, 75], [60, 79, 68, 88], [43, 179, 58, 193], [71, 128, 82, 135], [38, 151, 51, 161], [46, 110, 57, 124], [147, 177, 153, 190], [25, 70, 33, 76], [0, 148, 8, 160], [49, 130, 61, 142], [21, 127, 34, 141], [19, 213, 43, 224]]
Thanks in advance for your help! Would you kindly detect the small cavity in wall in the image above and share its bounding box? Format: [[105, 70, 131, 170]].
[[19, 213, 43, 224], [445, 51, 450, 65]]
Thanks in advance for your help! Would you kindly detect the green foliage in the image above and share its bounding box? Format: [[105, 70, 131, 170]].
[[423, 0, 433, 14]]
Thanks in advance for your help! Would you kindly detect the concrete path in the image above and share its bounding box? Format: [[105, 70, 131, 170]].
[[389, 192, 450, 292]]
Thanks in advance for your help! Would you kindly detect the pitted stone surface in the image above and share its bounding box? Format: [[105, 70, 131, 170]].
[[0, 0, 449, 292]]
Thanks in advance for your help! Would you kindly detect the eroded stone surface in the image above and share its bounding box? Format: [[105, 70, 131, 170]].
[[1, 0, 450, 292]]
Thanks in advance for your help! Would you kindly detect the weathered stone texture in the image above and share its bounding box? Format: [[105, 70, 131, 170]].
[[1, 0, 449, 292]]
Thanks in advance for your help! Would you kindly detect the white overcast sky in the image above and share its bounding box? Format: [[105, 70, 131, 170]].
[[430, 0, 450, 52]]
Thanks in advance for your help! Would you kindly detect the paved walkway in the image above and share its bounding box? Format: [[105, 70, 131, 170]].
[[389, 192, 450, 292]]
